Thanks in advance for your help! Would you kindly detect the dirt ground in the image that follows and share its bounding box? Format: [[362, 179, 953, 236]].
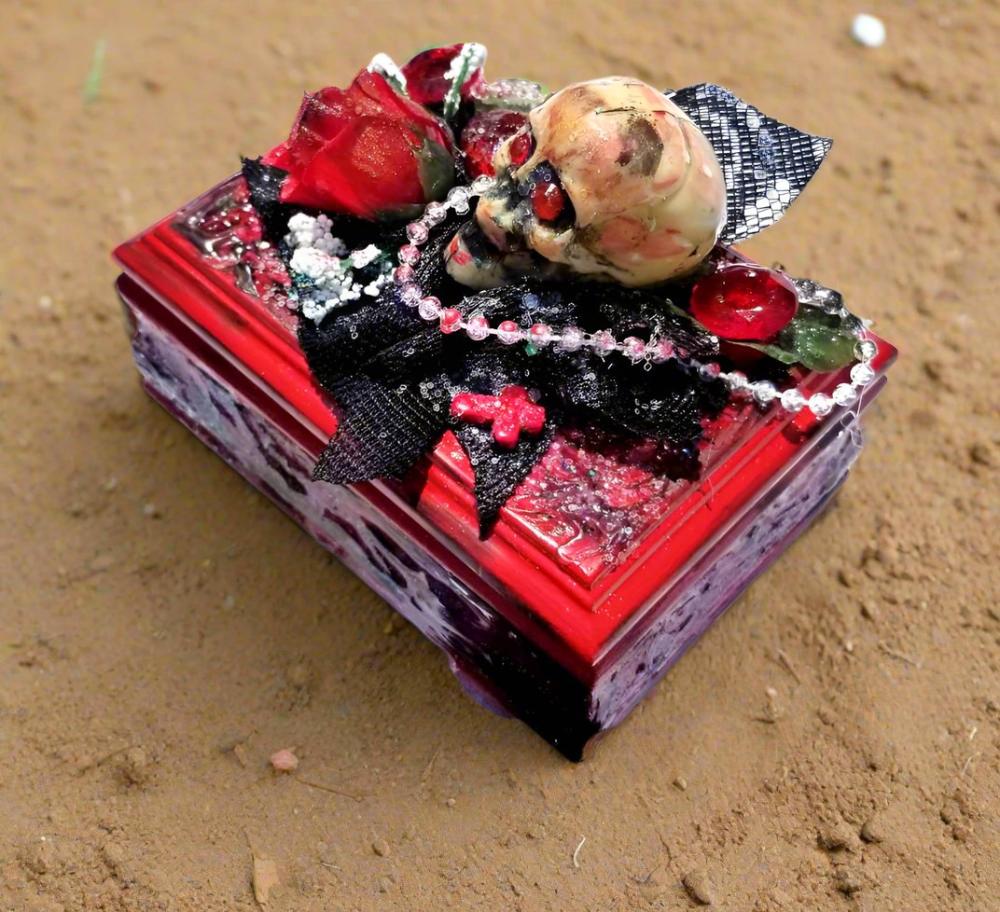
[[2, 0, 998, 909]]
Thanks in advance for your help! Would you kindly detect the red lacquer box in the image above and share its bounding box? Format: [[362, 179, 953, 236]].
[[114, 175, 895, 759]]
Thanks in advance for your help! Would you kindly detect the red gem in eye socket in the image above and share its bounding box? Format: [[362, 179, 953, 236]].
[[530, 180, 567, 222], [459, 111, 530, 178], [508, 130, 534, 168]]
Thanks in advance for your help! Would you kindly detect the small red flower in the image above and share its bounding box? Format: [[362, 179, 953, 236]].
[[268, 70, 456, 220], [402, 44, 486, 107]]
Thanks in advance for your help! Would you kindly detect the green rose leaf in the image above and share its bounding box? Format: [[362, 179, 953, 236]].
[[417, 138, 456, 203], [722, 307, 863, 372]]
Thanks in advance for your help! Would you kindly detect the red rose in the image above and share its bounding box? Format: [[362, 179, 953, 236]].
[[268, 70, 455, 220]]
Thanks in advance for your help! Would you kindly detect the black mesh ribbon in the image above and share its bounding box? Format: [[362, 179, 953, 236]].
[[313, 376, 448, 484], [670, 84, 832, 245]]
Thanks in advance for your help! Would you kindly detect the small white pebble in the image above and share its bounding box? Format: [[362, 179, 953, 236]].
[[851, 13, 886, 47], [38, 295, 53, 310], [269, 748, 299, 772]]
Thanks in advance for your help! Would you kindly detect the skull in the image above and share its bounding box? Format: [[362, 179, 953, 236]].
[[446, 77, 728, 289]]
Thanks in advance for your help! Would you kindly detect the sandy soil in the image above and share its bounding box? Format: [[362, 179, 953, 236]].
[[2, 1, 998, 909]]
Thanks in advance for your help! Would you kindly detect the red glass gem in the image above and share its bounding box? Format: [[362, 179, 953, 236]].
[[460, 110, 530, 178], [402, 45, 485, 107], [530, 180, 567, 222], [689, 265, 799, 341], [508, 130, 534, 168], [450, 385, 546, 448]]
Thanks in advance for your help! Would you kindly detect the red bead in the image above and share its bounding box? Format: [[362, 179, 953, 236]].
[[530, 180, 567, 222], [529, 323, 552, 344], [497, 320, 521, 344], [439, 307, 462, 333], [651, 339, 675, 363], [689, 265, 799, 341], [459, 110, 530, 178]]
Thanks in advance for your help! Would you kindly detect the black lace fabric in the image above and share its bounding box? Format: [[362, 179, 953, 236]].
[[670, 84, 832, 245]]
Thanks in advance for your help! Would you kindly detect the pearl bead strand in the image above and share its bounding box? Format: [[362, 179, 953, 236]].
[[702, 338, 877, 417], [392, 180, 879, 420]]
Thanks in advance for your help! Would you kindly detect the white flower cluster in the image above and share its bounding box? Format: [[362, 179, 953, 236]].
[[284, 214, 389, 323], [288, 247, 346, 287], [285, 212, 347, 257], [350, 244, 382, 269]]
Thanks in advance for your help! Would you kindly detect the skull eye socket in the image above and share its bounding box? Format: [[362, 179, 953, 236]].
[[459, 111, 532, 179], [528, 163, 575, 228], [508, 128, 535, 168]]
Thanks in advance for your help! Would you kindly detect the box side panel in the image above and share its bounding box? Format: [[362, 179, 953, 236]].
[[119, 275, 602, 759], [590, 411, 867, 728]]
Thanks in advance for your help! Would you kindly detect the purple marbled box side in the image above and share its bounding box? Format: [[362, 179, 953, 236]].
[[123, 283, 863, 758]]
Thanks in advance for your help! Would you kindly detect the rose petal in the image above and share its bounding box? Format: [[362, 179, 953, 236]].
[[353, 70, 454, 152], [285, 87, 351, 167], [351, 70, 415, 119], [284, 117, 427, 218], [261, 141, 291, 168], [277, 70, 456, 218]]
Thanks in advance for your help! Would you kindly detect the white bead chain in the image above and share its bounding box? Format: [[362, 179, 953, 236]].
[[699, 338, 877, 417], [392, 180, 878, 419], [394, 178, 697, 360]]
